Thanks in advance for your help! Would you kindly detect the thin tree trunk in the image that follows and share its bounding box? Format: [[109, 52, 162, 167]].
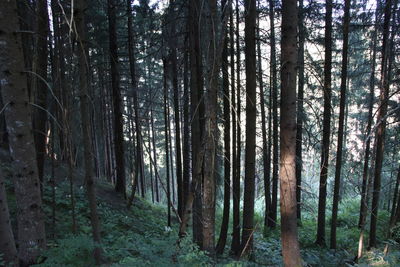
[[369, 0, 393, 248], [231, 0, 241, 254], [33, 0, 49, 188], [316, 0, 333, 247], [163, 60, 172, 227], [0, 1, 47, 263], [182, 35, 190, 209], [216, 0, 231, 254], [74, 0, 102, 262], [108, 0, 126, 196], [168, 0, 184, 217], [358, 16, 378, 229], [257, 2, 271, 236], [280, 0, 302, 265], [330, 0, 350, 249], [270, 0, 279, 229], [150, 107, 160, 202], [295, 0, 305, 225]]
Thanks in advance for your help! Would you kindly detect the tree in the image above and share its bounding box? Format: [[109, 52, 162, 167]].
[[231, 0, 241, 254], [369, 0, 393, 249], [0, 170, 18, 266], [241, 0, 257, 256], [108, 0, 126, 196], [33, 0, 49, 187], [74, 0, 102, 262], [280, 0, 302, 265], [295, 0, 305, 224], [330, 0, 350, 249], [270, 0, 279, 229], [216, 0, 231, 255], [0, 0, 47, 263], [316, 0, 333, 247]]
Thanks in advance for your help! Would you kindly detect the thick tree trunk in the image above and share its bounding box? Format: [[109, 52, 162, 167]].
[[369, 0, 392, 249], [33, 0, 49, 187], [74, 0, 102, 262], [316, 0, 333, 247], [240, 0, 257, 257], [0, 170, 18, 266], [330, 0, 350, 249], [0, 1, 47, 263], [280, 0, 302, 265], [108, 0, 126, 196]]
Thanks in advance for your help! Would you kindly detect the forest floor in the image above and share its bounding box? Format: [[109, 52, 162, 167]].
[[2, 156, 400, 266]]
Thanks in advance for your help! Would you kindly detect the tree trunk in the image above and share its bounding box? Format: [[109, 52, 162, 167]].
[[358, 11, 378, 229], [0, 1, 47, 263], [270, 0, 279, 229], [33, 0, 49, 187], [231, 0, 241, 254], [216, 0, 231, 254], [74, 0, 102, 262], [168, 0, 184, 217], [163, 60, 172, 227], [257, 3, 271, 236], [280, 0, 302, 265], [108, 0, 126, 196], [240, 0, 256, 257], [316, 0, 333, 247], [295, 0, 305, 225], [330, 0, 350, 249], [0, 170, 18, 266], [369, 0, 393, 249]]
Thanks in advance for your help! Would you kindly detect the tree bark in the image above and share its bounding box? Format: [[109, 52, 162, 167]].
[[108, 0, 126, 196], [0, 1, 47, 263], [240, 0, 257, 257], [33, 0, 49, 187], [270, 0, 279, 229], [330, 0, 350, 249], [369, 0, 392, 249], [74, 0, 102, 262], [280, 0, 302, 265], [295, 0, 305, 225], [216, 0, 231, 254], [316, 0, 333, 247], [231, 0, 241, 254], [0, 170, 18, 266]]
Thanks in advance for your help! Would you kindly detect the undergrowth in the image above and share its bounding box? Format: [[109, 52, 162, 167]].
[[3, 171, 399, 267]]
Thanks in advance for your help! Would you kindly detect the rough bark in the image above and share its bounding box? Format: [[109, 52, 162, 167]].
[[330, 0, 350, 249], [231, 0, 241, 254], [0, 170, 18, 266], [280, 0, 302, 265], [240, 0, 257, 257], [216, 0, 231, 254], [74, 0, 102, 262], [270, 0, 279, 229], [316, 0, 333, 247], [295, 0, 305, 224], [108, 0, 126, 196], [369, 0, 392, 249], [0, 1, 47, 264], [33, 0, 49, 187]]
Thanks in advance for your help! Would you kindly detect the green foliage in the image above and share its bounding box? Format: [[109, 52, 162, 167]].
[[33, 235, 96, 267], [0, 253, 5, 267]]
